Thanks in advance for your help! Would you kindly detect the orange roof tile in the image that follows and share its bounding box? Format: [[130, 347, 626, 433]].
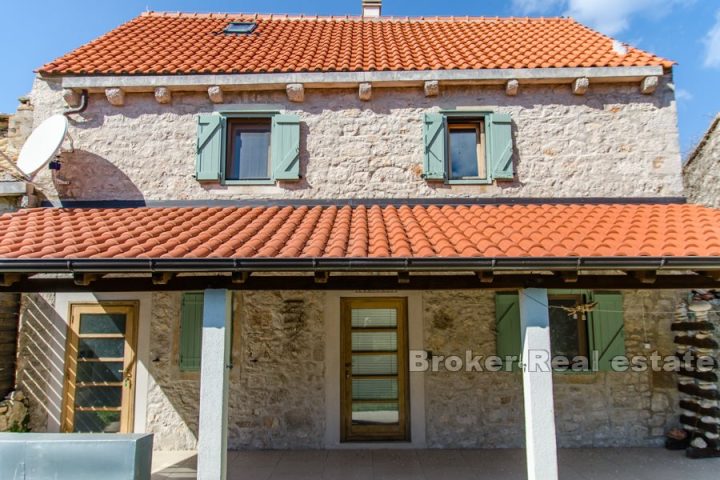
[[0, 203, 717, 261], [38, 12, 672, 75]]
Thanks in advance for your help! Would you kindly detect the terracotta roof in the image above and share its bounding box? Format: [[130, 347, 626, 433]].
[[39, 12, 672, 75], [0, 203, 718, 261]]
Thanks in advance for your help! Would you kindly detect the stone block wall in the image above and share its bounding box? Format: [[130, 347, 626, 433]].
[[0, 293, 20, 398], [27, 76, 683, 202], [15, 288, 681, 448], [684, 115, 720, 207], [146, 291, 325, 450], [14, 293, 58, 433], [0, 106, 30, 400], [423, 289, 682, 448]]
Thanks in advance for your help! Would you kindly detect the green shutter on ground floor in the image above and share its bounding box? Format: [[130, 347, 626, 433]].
[[587, 291, 625, 372], [494, 290, 625, 372], [495, 292, 522, 370], [180, 292, 204, 372]]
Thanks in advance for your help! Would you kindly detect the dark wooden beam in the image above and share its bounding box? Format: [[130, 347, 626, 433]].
[[558, 271, 578, 283], [3, 273, 720, 293], [476, 271, 494, 284], [231, 271, 250, 284], [73, 273, 99, 286], [700, 271, 720, 282], [152, 272, 175, 285], [0, 274, 21, 287], [397, 272, 410, 284], [629, 270, 658, 284], [314, 271, 329, 284]]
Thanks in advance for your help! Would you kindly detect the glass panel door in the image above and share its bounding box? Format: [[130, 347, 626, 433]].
[[62, 304, 138, 433], [341, 298, 409, 442]]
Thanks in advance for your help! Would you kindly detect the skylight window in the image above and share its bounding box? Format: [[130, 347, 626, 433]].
[[224, 22, 257, 34]]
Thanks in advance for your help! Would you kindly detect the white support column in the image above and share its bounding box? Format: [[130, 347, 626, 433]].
[[518, 288, 558, 480], [197, 289, 232, 480]]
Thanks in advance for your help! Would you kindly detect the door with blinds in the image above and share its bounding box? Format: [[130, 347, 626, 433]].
[[61, 303, 138, 433], [340, 298, 409, 442]]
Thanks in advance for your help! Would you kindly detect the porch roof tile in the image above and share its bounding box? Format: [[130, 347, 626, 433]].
[[1, 203, 719, 260]]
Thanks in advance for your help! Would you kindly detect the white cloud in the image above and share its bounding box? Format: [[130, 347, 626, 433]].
[[675, 88, 694, 102], [564, 0, 689, 36], [511, 0, 564, 15], [704, 10, 720, 68], [511, 0, 692, 36]]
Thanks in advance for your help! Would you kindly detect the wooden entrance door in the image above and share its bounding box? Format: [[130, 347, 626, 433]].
[[341, 298, 409, 442], [61, 303, 138, 433]]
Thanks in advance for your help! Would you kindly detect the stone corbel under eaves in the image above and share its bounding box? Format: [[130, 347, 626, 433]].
[[58, 65, 665, 98]]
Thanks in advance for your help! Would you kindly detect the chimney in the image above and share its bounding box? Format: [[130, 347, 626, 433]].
[[362, 0, 382, 18]]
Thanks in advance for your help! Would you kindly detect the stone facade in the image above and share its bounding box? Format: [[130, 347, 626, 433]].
[[683, 115, 720, 207], [0, 106, 31, 399], [16, 288, 681, 449], [0, 292, 20, 398], [27, 76, 682, 202], [423, 290, 681, 448], [15, 293, 57, 433], [145, 291, 326, 450]]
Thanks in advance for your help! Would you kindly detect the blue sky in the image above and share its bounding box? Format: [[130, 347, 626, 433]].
[[1, 0, 718, 157]]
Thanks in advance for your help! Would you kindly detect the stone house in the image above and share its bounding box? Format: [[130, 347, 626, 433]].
[[2, 3, 720, 479]]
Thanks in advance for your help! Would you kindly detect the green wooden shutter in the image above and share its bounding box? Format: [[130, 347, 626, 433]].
[[488, 112, 514, 180], [180, 292, 204, 372], [587, 291, 625, 371], [423, 113, 447, 180], [271, 114, 301, 180], [495, 292, 522, 370], [196, 114, 225, 181]]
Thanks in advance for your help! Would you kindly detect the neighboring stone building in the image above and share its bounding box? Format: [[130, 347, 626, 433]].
[[2, 4, 720, 478], [683, 114, 720, 207], [0, 106, 33, 404]]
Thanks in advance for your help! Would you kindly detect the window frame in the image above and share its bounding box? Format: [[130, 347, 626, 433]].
[[447, 121, 487, 182], [220, 111, 280, 186], [547, 294, 589, 364], [439, 110, 493, 185], [495, 290, 625, 373], [224, 118, 273, 183]]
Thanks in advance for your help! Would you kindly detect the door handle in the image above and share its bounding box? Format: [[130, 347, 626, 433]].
[[123, 364, 133, 388], [344, 363, 352, 379]]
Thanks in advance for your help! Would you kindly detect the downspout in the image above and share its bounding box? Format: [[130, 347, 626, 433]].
[[63, 89, 88, 116]]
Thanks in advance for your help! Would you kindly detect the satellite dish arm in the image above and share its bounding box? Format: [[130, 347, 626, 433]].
[[64, 90, 88, 116], [0, 150, 29, 181]]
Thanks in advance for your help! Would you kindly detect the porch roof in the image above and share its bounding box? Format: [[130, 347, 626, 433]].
[[1, 202, 720, 271], [2, 201, 720, 292]]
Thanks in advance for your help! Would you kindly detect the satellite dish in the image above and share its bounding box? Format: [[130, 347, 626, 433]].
[[17, 114, 68, 176]]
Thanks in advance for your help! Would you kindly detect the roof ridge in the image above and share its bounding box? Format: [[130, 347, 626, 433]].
[[139, 10, 574, 23]]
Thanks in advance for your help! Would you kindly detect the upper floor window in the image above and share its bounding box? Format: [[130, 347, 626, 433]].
[[448, 119, 486, 180], [226, 119, 272, 181], [195, 112, 300, 185], [423, 111, 514, 184]]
